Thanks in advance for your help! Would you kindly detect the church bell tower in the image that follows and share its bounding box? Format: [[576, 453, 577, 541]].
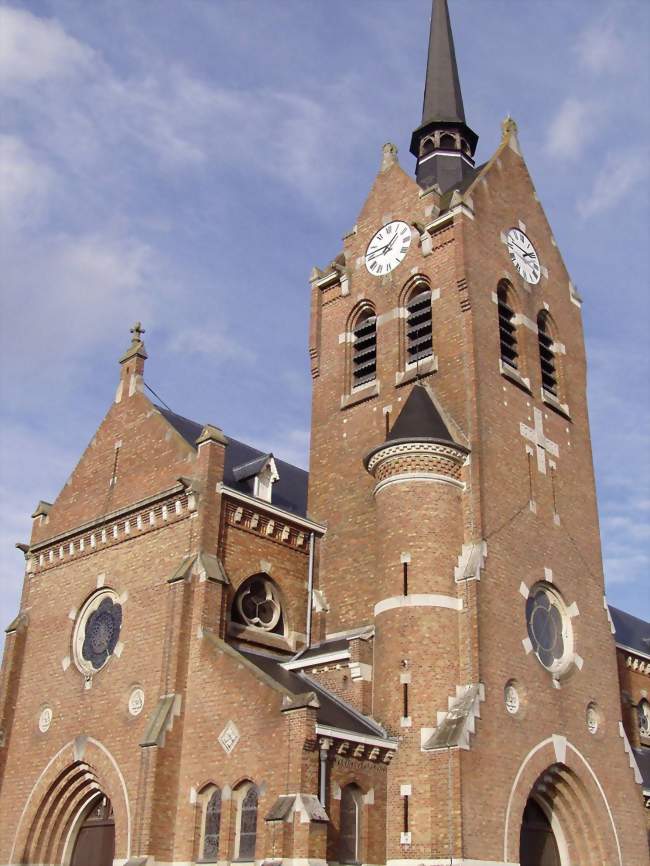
[[307, 0, 649, 863]]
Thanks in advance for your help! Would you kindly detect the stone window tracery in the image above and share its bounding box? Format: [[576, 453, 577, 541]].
[[639, 699, 650, 737], [525, 583, 573, 677], [200, 786, 221, 862], [232, 575, 285, 636], [72, 589, 122, 677], [234, 783, 258, 861]]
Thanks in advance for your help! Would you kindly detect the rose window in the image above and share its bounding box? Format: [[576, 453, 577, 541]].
[[73, 589, 122, 676], [525, 585, 572, 676], [233, 575, 284, 635]]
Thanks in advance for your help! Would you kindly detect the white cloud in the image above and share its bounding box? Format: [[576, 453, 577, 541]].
[[168, 326, 255, 364], [0, 134, 54, 229], [545, 98, 598, 161], [0, 5, 93, 87], [578, 148, 649, 218], [576, 18, 625, 74]]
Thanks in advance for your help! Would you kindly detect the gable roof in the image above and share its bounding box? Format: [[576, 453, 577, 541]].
[[609, 606, 650, 658], [239, 646, 392, 743], [155, 406, 308, 517]]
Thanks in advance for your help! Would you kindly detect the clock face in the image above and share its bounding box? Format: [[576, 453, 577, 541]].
[[365, 220, 412, 276], [506, 228, 541, 285]]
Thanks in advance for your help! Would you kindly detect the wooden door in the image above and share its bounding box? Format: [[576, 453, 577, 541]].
[[70, 797, 115, 866]]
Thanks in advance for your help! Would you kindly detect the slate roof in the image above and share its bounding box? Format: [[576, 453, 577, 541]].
[[609, 606, 650, 657], [156, 406, 308, 517], [239, 647, 393, 742], [633, 747, 650, 793], [387, 383, 455, 443], [421, 0, 465, 125]]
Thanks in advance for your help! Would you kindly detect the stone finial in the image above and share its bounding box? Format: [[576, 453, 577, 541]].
[[501, 115, 521, 155], [195, 424, 228, 447], [381, 143, 399, 172]]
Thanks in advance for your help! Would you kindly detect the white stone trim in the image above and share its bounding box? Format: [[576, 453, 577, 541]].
[[503, 737, 622, 866], [619, 721, 643, 784], [374, 472, 464, 495], [10, 736, 132, 862], [315, 724, 397, 750], [375, 594, 462, 617], [218, 485, 326, 535], [387, 860, 519, 865], [282, 650, 350, 670]]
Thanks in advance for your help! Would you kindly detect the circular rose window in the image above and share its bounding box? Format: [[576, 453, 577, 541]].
[[233, 575, 284, 634], [525, 584, 573, 676], [73, 589, 122, 676]]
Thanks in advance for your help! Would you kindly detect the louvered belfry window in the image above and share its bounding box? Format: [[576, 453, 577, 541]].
[[352, 311, 377, 386], [497, 284, 518, 369], [537, 311, 558, 395], [406, 287, 433, 365]]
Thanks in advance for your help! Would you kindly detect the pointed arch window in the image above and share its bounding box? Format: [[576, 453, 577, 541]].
[[405, 285, 433, 365], [352, 309, 377, 387], [537, 311, 558, 396], [339, 784, 362, 865], [497, 283, 518, 370], [201, 787, 221, 861], [236, 785, 258, 861]]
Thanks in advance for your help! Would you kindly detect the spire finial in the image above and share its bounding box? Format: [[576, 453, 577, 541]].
[[130, 321, 145, 344], [410, 0, 479, 192]]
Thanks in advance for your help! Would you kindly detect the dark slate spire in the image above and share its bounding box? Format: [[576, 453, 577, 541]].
[[410, 0, 478, 193], [387, 383, 454, 444]]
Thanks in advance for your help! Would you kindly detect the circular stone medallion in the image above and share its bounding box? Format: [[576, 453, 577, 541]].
[[586, 703, 599, 735], [38, 707, 53, 733], [128, 687, 145, 717], [504, 683, 520, 715]]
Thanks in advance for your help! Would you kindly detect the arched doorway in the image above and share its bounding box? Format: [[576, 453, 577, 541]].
[[70, 795, 115, 866], [520, 797, 561, 866], [338, 783, 362, 865]]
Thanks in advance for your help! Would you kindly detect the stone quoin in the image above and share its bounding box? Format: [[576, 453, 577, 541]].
[[0, 2, 649, 865]]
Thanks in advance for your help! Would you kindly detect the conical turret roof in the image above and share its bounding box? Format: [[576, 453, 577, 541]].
[[386, 383, 455, 444]]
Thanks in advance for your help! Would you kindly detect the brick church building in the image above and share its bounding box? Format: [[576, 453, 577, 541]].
[[1, 2, 649, 864]]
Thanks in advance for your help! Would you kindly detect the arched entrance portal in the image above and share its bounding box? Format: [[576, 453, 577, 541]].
[[520, 797, 561, 866], [70, 795, 115, 866]]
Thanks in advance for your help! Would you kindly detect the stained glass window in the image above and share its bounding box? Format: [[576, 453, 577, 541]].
[[526, 586, 571, 675], [238, 786, 258, 861], [202, 788, 221, 861]]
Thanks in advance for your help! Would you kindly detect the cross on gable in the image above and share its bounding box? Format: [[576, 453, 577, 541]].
[[520, 408, 559, 474], [130, 321, 145, 343]]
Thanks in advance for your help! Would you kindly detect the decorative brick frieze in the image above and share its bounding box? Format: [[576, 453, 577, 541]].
[[30, 489, 192, 575], [366, 441, 465, 486], [223, 499, 310, 553]]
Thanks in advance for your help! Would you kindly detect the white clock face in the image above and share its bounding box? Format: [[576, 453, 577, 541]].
[[365, 220, 412, 276], [506, 228, 541, 285]]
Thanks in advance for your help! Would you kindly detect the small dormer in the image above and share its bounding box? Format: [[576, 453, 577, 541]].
[[232, 454, 280, 503]]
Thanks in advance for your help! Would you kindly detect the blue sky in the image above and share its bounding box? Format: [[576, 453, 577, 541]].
[[1, 0, 649, 639]]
